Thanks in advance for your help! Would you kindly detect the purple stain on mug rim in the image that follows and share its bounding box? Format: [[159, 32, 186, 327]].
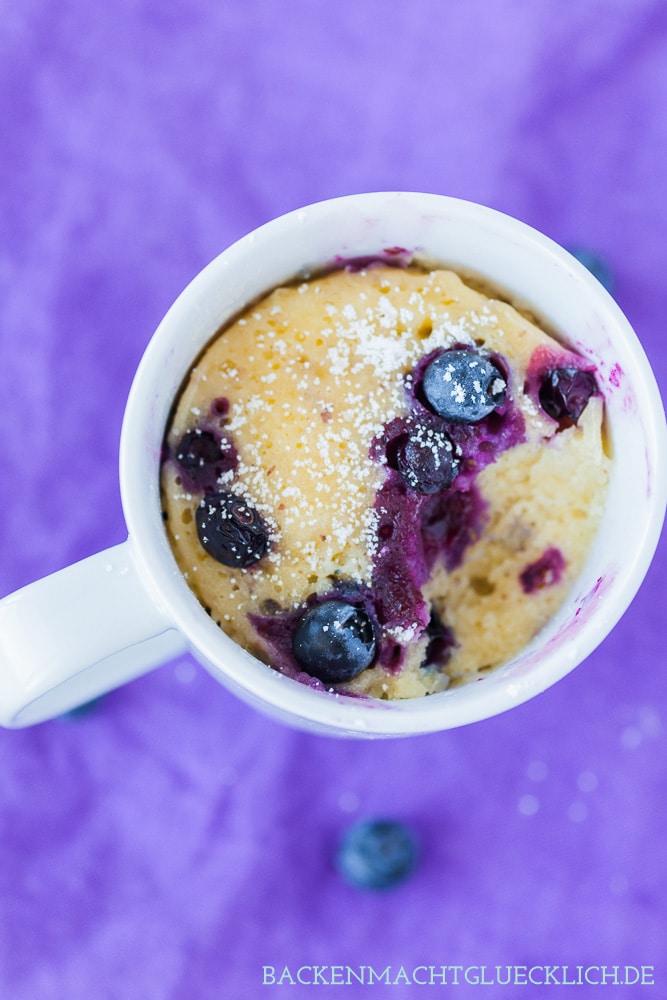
[[328, 247, 414, 272]]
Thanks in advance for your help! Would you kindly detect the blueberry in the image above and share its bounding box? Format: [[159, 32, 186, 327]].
[[59, 697, 104, 720], [196, 491, 269, 567], [422, 607, 455, 667], [292, 600, 376, 683], [539, 367, 597, 424], [421, 349, 507, 423], [389, 423, 459, 494], [568, 247, 614, 293], [173, 428, 238, 492], [336, 819, 418, 890], [175, 429, 221, 468]]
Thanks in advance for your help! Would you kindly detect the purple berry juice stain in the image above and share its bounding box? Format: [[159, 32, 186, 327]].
[[369, 350, 525, 638], [327, 248, 414, 273], [520, 548, 566, 594]]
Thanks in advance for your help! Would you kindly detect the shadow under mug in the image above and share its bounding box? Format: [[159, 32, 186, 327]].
[[1, 192, 665, 735]]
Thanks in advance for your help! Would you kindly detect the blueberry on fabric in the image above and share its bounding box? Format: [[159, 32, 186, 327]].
[[391, 423, 459, 494], [59, 697, 104, 719], [421, 349, 507, 423], [538, 368, 597, 424], [568, 247, 614, 294], [336, 819, 419, 890], [196, 491, 269, 567], [292, 600, 376, 683]]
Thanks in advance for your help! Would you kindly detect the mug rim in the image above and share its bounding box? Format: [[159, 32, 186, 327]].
[[119, 192, 667, 736]]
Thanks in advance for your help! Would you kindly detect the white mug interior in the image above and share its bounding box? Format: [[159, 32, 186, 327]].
[[120, 192, 666, 737]]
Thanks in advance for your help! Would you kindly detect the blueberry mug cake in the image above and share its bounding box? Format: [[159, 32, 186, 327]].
[[160, 262, 610, 699]]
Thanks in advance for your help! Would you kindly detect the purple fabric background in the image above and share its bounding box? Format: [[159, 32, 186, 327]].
[[1, 2, 666, 997]]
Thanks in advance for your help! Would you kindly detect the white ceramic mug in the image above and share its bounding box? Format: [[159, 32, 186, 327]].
[[1, 192, 665, 735]]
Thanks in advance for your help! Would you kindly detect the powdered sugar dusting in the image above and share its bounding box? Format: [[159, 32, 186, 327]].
[[182, 267, 496, 603]]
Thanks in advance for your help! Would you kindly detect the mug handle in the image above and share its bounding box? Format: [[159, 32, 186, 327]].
[[0, 540, 187, 727]]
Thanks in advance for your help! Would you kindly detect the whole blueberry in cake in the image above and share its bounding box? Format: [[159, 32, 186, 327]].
[[292, 600, 376, 683], [539, 367, 597, 425], [386, 418, 459, 494], [421, 348, 507, 423], [196, 492, 268, 568]]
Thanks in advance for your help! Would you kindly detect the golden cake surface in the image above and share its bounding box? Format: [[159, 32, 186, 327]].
[[161, 265, 609, 698]]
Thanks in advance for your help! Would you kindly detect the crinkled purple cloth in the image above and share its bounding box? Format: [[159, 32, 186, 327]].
[[1, 2, 666, 997]]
